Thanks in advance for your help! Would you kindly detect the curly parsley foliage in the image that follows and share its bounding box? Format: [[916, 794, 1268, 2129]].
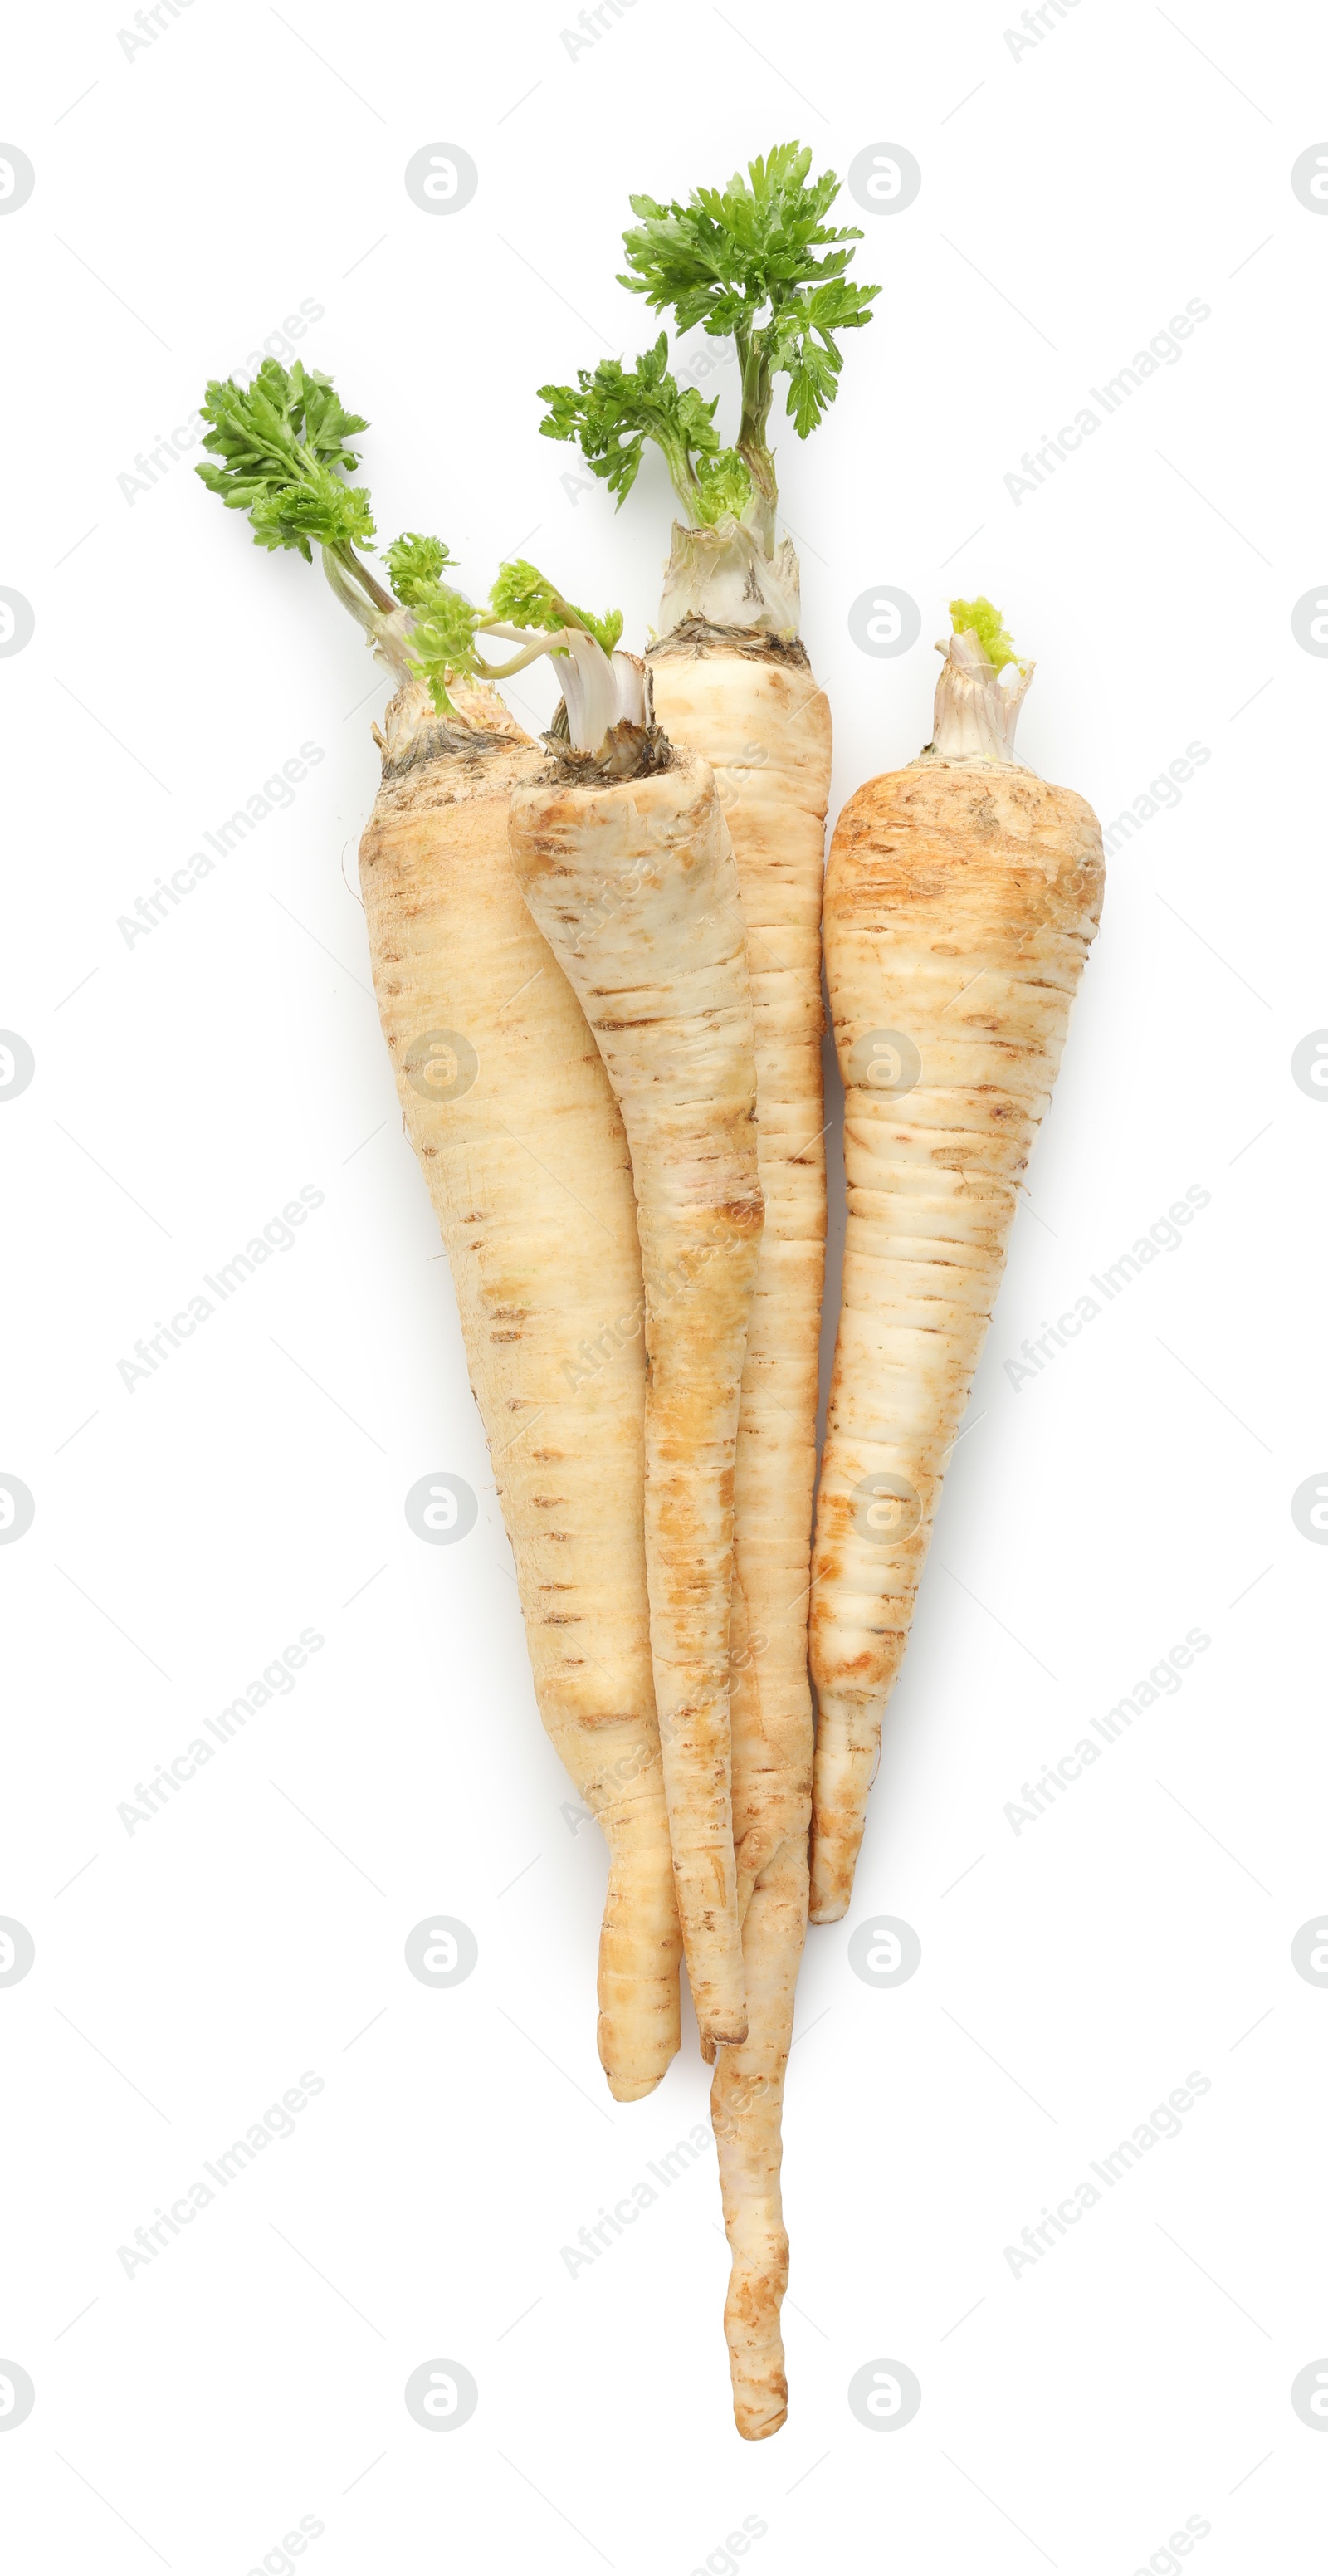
[[486, 557, 566, 633], [380, 533, 481, 710], [196, 368, 622, 721], [537, 333, 753, 528], [618, 141, 878, 538], [244, 474, 374, 555], [692, 446, 754, 525], [197, 360, 378, 561], [569, 599, 625, 657], [950, 595, 1022, 673], [398, 597, 484, 710], [489, 560, 623, 658], [383, 532, 460, 599], [377, 550, 625, 717], [198, 365, 483, 711]]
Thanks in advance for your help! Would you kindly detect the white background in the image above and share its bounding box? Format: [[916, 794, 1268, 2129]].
[[2, 1, 1326, 2568]]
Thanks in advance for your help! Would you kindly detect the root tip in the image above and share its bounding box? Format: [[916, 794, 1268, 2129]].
[[734, 2398, 788, 2441], [606, 2073, 666, 2103]]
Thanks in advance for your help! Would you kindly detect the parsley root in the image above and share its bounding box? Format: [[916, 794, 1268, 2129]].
[[509, 668, 763, 2053], [540, 140, 875, 2432], [808, 605, 1105, 1919], [197, 363, 682, 2095]]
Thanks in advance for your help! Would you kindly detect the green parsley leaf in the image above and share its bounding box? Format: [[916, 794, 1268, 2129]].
[[538, 333, 726, 515], [196, 359, 373, 560], [489, 559, 623, 657], [949, 596, 1021, 672], [384, 531, 460, 602]]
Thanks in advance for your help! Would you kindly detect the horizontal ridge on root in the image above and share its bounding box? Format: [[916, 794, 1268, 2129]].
[[376, 721, 513, 778], [650, 616, 811, 668]]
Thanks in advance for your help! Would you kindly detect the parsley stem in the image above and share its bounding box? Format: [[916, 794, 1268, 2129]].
[[475, 638, 564, 681], [332, 540, 397, 617]]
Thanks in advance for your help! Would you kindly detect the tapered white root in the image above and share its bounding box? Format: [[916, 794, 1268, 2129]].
[[808, 728, 1104, 1917], [650, 617, 831, 2427], [710, 1839, 807, 2438], [509, 748, 762, 2050], [362, 682, 682, 2097]]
